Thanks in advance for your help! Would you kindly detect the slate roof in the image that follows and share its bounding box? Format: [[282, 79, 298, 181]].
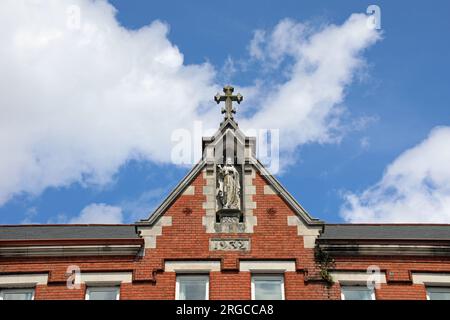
[[0, 225, 139, 241], [319, 224, 450, 241], [2, 223, 450, 242]]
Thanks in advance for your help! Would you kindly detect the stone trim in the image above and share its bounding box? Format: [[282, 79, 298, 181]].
[[243, 167, 257, 233], [138, 216, 172, 249], [165, 261, 221, 273], [182, 186, 195, 196], [0, 273, 48, 287], [412, 273, 450, 285], [202, 169, 216, 233], [287, 216, 322, 248], [80, 272, 132, 284], [330, 271, 387, 284], [239, 261, 296, 272], [263, 185, 278, 195]]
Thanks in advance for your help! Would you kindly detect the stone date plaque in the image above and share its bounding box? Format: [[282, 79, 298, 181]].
[[209, 238, 250, 251]]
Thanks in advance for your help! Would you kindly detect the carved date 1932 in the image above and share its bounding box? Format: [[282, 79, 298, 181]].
[[209, 239, 250, 251]]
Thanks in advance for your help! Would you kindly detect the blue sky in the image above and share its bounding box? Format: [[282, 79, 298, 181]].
[[1, 0, 450, 224]]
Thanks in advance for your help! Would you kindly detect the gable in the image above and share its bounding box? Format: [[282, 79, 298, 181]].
[[138, 118, 322, 228], [136, 160, 323, 251], [137, 129, 323, 251], [137, 85, 323, 250]]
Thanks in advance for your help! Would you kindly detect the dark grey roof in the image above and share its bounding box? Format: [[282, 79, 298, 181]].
[[0, 225, 139, 241], [319, 224, 450, 241]]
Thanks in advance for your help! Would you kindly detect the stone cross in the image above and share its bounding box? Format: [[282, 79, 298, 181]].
[[214, 85, 243, 121]]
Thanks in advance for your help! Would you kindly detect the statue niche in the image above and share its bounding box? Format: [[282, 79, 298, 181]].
[[216, 157, 241, 211]]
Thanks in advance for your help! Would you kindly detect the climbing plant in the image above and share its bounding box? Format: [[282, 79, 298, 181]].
[[314, 246, 335, 285]]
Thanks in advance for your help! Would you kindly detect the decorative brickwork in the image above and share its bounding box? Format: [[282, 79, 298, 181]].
[[1, 169, 450, 300]]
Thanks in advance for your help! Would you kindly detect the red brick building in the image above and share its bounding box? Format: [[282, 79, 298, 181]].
[[1, 87, 450, 300]]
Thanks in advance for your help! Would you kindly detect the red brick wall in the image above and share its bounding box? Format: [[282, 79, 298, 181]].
[[36, 283, 86, 300], [1, 170, 450, 299], [375, 284, 426, 300], [209, 272, 251, 300]]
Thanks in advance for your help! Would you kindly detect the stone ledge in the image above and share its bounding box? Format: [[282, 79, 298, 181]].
[[138, 216, 172, 249]]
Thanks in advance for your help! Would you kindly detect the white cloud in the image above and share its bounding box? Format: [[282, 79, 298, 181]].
[[341, 126, 450, 223], [0, 1, 381, 208], [241, 15, 381, 154], [69, 203, 123, 224], [0, 0, 217, 205]]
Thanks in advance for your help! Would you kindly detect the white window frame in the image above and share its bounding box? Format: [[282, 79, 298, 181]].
[[85, 286, 120, 300], [251, 274, 285, 300], [240, 261, 295, 272], [175, 274, 209, 300], [426, 286, 450, 300], [165, 261, 220, 273], [0, 273, 48, 287], [80, 272, 132, 284], [412, 272, 450, 300], [330, 271, 385, 301], [412, 273, 450, 286], [0, 288, 35, 300], [340, 285, 375, 300]]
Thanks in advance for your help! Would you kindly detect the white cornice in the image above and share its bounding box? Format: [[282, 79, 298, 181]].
[[0, 244, 142, 257], [330, 271, 387, 284], [412, 273, 450, 285], [318, 243, 450, 256], [165, 261, 221, 273], [239, 261, 296, 272], [0, 273, 48, 287], [80, 272, 132, 284]]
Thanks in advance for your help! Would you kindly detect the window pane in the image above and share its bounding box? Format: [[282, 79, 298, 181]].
[[87, 287, 119, 300], [253, 276, 283, 300], [1, 289, 34, 300], [341, 286, 374, 300], [427, 287, 450, 300], [177, 276, 208, 300]]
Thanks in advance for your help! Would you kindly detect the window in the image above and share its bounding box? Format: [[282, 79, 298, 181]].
[[251, 275, 284, 300], [426, 287, 450, 300], [0, 288, 34, 300], [341, 286, 375, 300], [85, 286, 120, 300], [176, 275, 209, 300]]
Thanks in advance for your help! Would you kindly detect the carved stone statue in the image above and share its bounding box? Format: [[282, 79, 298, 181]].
[[217, 158, 241, 210]]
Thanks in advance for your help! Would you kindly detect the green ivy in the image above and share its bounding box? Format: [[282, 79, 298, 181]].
[[314, 246, 335, 285]]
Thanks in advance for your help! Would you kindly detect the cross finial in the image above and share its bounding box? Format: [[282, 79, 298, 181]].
[[214, 85, 243, 122]]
